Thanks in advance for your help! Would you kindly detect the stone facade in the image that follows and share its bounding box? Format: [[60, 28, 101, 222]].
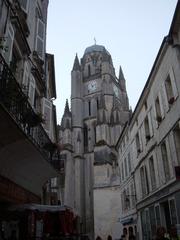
[[116, 2, 180, 239], [59, 46, 131, 238]]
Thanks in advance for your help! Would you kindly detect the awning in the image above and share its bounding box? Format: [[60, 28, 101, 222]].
[[120, 217, 134, 225], [8, 204, 73, 212]]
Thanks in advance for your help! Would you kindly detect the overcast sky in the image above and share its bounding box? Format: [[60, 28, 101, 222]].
[[46, 0, 178, 123]]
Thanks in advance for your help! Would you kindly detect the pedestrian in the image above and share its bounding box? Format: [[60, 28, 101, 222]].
[[107, 235, 112, 240], [155, 226, 169, 240], [96, 236, 102, 240], [128, 227, 135, 240]]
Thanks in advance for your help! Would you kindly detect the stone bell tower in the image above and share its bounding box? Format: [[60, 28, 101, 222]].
[[59, 44, 130, 239]]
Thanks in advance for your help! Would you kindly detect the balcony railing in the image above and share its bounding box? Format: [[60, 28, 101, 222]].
[[0, 53, 55, 162]]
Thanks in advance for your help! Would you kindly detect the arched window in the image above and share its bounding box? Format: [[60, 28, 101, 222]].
[[97, 98, 99, 109], [88, 101, 91, 116], [88, 65, 91, 76], [84, 124, 88, 152]]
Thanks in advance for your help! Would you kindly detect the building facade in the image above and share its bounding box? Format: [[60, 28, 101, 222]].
[[0, 0, 59, 238], [116, 1, 180, 239], [59, 46, 131, 238]]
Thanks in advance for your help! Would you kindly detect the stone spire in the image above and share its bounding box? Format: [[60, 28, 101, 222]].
[[72, 54, 81, 71], [119, 66, 125, 81], [64, 99, 71, 117], [119, 66, 126, 91]]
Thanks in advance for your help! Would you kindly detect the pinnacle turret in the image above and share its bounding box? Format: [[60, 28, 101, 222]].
[[72, 54, 81, 71], [63, 99, 71, 117], [118, 66, 126, 91], [119, 66, 125, 80]]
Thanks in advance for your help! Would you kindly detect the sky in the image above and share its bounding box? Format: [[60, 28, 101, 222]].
[[46, 0, 178, 123]]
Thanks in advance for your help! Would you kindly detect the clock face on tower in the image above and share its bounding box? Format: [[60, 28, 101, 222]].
[[88, 80, 97, 93]]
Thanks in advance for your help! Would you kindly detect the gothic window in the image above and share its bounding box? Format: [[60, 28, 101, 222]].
[[84, 124, 88, 152], [161, 141, 170, 182], [149, 156, 156, 190], [88, 101, 91, 116], [97, 98, 99, 109], [124, 158, 128, 177], [121, 162, 124, 181], [128, 152, 131, 173], [88, 65, 91, 76], [94, 126, 96, 144], [173, 122, 180, 165]]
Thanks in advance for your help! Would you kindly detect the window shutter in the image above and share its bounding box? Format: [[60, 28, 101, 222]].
[[19, 0, 29, 13], [22, 62, 29, 94], [28, 76, 35, 106], [3, 23, 14, 64], [42, 97, 52, 135], [35, 19, 45, 59], [169, 67, 178, 99]]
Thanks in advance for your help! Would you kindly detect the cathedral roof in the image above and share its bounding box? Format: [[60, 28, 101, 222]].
[[84, 44, 110, 56]]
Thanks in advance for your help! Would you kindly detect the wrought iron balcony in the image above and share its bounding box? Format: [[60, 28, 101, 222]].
[[0, 53, 55, 162]]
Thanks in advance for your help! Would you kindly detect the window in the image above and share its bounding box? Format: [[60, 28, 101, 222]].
[[165, 75, 174, 105], [161, 141, 170, 182], [164, 69, 178, 108], [128, 152, 131, 173], [88, 101, 91, 116], [3, 23, 14, 64], [169, 199, 177, 225], [173, 122, 180, 165], [84, 124, 88, 152], [130, 183, 136, 208], [42, 98, 52, 135], [28, 76, 35, 106], [97, 98, 99, 109], [136, 132, 141, 155], [88, 65, 91, 76], [155, 205, 161, 226], [140, 165, 149, 197], [35, 18, 45, 59], [121, 162, 124, 181], [149, 156, 156, 190], [124, 158, 128, 177], [149, 206, 156, 238], [155, 96, 164, 126], [144, 116, 151, 142]]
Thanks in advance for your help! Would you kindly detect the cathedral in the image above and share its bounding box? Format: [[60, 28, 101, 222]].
[[59, 44, 131, 239]]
